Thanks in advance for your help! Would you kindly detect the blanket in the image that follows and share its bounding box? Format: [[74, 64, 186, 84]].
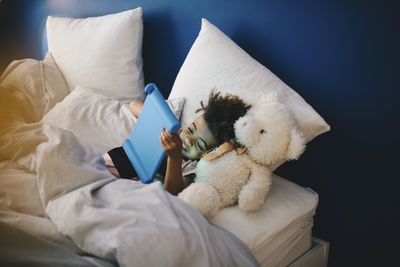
[[0, 64, 258, 266]]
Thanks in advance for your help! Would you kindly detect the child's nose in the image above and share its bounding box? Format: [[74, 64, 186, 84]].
[[187, 135, 194, 146]]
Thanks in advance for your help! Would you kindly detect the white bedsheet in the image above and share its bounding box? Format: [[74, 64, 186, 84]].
[[0, 84, 258, 266]]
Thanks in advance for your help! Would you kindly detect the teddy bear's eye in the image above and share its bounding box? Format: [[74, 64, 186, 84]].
[[260, 129, 266, 134]]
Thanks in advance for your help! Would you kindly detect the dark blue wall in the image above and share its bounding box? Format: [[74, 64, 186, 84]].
[[1, 1, 399, 266]]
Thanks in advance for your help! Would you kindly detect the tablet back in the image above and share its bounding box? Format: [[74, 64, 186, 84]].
[[122, 83, 181, 183]]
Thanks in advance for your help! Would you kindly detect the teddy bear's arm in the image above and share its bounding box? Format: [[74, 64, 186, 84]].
[[238, 162, 272, 212]]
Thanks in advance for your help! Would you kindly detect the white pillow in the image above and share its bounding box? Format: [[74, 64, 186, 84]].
[[164, 96, 185, 121], [46, 8, 145, 103], [169, 19, 330, 143], [43, 86, 185, 154], [0, 52, 69, 122]]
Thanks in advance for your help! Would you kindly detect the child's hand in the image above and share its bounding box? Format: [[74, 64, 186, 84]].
[[160, 128, 183, 159]]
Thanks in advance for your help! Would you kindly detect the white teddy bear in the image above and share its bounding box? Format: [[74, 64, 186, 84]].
[[178, 92, 306, 219]]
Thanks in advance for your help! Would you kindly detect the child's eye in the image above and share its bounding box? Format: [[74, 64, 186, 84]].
[[188, 127, 194, 134], [197, 142, 204, 151]]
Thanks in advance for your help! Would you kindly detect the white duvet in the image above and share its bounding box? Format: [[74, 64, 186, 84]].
[[0, 84, 258, 266]]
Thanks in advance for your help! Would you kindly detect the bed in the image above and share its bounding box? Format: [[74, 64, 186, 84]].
[[0, 3, 330, 267]]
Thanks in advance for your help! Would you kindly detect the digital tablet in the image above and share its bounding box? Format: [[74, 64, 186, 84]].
[[122, 83, 181, 184]]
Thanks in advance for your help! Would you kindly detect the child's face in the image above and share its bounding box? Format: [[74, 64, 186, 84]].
[[180, 115, 218, 160]]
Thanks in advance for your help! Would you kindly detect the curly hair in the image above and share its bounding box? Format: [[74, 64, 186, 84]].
[[197, 90, 251, 144]]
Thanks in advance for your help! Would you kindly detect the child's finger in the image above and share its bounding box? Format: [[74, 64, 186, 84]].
[[164, 129, 174, 138], [164, 137, 176, 148], [161, 128, 173, 138], [159, 136, 163, 146], [160, 136, 167, 147], [161, 129, 171, 139], [164, 132, 175, 141], [160, 133, 170, 145]]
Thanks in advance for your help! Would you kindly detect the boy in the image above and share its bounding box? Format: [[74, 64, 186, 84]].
[[105, 91, 251, 195]]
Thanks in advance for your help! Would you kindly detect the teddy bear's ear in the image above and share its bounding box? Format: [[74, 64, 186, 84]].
[[260, 91, 280, 104], [287, 127, 306, 160]]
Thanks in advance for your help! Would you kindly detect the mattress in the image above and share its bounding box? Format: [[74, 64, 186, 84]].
[[211, 174, 318, 266]]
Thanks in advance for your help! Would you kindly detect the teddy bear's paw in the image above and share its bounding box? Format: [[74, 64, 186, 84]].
[[178, 183, 220, 219], [238, 187, 265, 212]]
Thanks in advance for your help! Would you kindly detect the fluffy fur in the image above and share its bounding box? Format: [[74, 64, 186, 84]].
[[178, 92, 306, 219]]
